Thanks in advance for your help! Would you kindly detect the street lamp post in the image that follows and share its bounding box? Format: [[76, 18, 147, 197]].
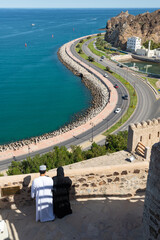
[[28, 145, 30, 157], [90, 122, 94, 142]]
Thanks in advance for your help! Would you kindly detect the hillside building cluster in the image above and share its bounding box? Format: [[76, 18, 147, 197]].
[[126, 36, 160, 58]]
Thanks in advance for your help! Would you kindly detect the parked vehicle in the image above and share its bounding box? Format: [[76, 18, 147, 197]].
[[114, 84, 118, 88], [114, 108, 121, 113], [117, 63, 123, 68]]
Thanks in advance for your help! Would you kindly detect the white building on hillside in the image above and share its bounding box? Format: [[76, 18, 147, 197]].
[[136, 40, 160, 58], [127, 37, 141, 52]]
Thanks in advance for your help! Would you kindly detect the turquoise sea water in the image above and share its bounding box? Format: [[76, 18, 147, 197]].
[[0, 8, 158, 144]]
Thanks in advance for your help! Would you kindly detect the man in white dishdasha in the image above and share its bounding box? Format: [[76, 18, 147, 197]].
[[31, 165, 55, 222]]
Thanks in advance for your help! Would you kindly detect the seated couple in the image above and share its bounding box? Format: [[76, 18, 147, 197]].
[[31, 165, 72, 222]]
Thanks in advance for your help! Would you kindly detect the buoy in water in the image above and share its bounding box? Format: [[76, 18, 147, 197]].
[[52, 34, 54, 38], [25, 43, 27, 47]]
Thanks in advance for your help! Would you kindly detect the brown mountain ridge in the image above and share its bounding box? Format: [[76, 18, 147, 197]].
[[105, 9, 160, 50]]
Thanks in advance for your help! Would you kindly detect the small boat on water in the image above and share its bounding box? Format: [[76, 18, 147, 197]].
[[52, 34, 54, 38], [25, 43, 27, 47], [31, 23, 35, 26]]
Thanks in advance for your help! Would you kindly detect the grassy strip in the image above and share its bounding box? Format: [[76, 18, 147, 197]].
[[90, 39, 125, 56], [88, 41, 105, 57], [142, 77, 160, 92], [75, 36, 96, 56], [88, 41, 111, 59], [75, 38, 138, 135]]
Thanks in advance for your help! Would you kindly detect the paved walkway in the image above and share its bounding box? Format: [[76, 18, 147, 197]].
[[0, 195, 144, 240], [61, 150, 144, 171]]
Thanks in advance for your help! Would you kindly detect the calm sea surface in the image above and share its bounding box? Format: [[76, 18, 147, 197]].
[[0, 8, 158, 144]]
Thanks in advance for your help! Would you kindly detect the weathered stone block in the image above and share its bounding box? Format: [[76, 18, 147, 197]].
[[121, 170, 127, 175], [140, 175, 146, 180], [113, 172, 119, 176], [121, 178, 127, 182], [150, 216, 158, 226], [91, 183, 97, 187], [88, 176, 94, 180], [149, 209, 160, 222], [99, 180, 106, 185], [1, 186, 21, 197], [149, 225, 158, 239], [114, 177, 119, 182], [82, 184, 89, 187], [107, 178, 112, 183], [78, 178, 86, 183]]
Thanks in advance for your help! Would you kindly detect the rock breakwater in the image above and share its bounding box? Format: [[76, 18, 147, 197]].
[[0, 40, 109, 153]]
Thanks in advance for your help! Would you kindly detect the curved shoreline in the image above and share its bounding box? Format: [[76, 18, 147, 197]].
[[0, 34, 118, 159]]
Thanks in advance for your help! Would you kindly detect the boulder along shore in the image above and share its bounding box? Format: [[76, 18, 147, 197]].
[[0, 41, 109, 153]]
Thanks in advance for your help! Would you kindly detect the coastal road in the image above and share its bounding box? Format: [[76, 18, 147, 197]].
[[78, 38, 159, 141], [69, 38, 158, 146], [0, 37, 159, 171], [81, 39, 156, 124]]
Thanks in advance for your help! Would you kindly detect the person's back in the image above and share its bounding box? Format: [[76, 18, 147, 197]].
[[53, 167, 72, 218], [31, 165, 55, 222]]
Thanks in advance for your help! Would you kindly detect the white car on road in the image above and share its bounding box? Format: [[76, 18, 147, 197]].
[[114, 108, 121, 113], [104, 73, 108, 78]]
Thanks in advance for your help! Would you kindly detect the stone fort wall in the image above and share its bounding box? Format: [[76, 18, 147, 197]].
[[127, 118, 160, 156], [0, 162, 149, 209], [143, 142, 160, 240]]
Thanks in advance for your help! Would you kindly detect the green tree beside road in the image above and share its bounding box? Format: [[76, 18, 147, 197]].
[[143, 40, 160, 50], [7, 131, 128, 176], [106, 131, 128, 153], [88, 56, 95, 62]]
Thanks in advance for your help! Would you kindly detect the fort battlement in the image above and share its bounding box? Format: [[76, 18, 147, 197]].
[[127, 117, 160, 158], [0, 153, 149, 209]]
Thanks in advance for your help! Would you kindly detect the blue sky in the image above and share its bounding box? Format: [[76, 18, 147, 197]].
[[0, 0, 159, 8]]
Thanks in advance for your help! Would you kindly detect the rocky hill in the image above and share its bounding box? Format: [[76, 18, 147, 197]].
[[105, 9, 160, 50]]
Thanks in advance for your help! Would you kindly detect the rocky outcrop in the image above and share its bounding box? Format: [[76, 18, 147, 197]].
[[105, 9, 160, 50]]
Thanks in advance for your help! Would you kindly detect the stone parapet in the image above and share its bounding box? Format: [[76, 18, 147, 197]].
[[0, 161, 149, 209]]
